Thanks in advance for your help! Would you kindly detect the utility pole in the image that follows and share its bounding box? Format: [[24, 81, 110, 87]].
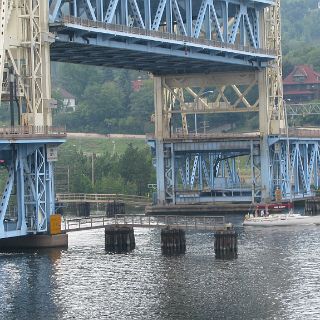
[[201, 120, 209, 134], [91, 153, 95, 187]]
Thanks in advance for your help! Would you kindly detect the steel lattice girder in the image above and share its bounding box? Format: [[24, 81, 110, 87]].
[[153, 135, 320, 204], [0, 0, 52, 126], [153, 138, 257, 204], [269, 138, 320, 200], [48, 0, 276, 73], [0, 143, 56, 239]]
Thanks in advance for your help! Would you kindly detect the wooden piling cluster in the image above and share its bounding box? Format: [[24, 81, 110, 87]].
[[102, 218, 237, 258], [305, 198, 320, 216], [106, 201, 125, 217], [76, 202, 90, 217], [105, 225, 135, 253], [161, 227, 186, 254], [214, 229, 238, 258]]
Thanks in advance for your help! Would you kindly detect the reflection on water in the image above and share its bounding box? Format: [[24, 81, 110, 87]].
[[0, 217, 320, 320]]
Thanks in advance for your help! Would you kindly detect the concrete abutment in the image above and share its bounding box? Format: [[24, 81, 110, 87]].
[[0, 233, 68, 249]]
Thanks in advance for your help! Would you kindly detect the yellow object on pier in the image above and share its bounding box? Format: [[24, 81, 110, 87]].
[[50, 214, 62, 235]]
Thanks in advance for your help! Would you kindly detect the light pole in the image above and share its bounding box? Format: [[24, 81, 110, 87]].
[[194, 90, 214, 135]]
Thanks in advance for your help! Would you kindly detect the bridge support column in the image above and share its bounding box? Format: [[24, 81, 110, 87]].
[[161, 227, 186, 254], [214, 226, 237, 259], [259, 69, 272, 202], [105, 226, 135, 253]]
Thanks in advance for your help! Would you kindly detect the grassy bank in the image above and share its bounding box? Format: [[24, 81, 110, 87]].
[[60, 136, 147, 155]]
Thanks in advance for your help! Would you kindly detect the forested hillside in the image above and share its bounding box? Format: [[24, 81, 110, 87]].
[[50, 0, 320, 134], [282, 0, 320, 75]]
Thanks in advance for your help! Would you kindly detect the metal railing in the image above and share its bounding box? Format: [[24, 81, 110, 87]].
[[58, 16, 276, 57], [63, 214, 227, 232], [170, 131, 260, 140], [286, 103, 320, 116], [279, 128, 320, 138], [56, 193, 152, 205], [0, 126, 66, 136]]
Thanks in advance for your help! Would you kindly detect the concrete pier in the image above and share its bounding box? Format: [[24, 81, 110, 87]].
[[0, 233, 68, 249], [161, 227, 186, 254], [214, 228, 238, 259], [105, 225, 135, 253]]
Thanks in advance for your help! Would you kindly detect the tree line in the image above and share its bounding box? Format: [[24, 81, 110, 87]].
[[56, 143, 155, 196]]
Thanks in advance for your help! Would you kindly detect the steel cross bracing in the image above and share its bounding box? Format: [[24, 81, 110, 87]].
[[286, 103, 320, 117], [0, 1, 65, 239], [151, 0, 320, 205], [0, 143, 58, 239], [48, 0, 276, 74], [269, 138, 320, 200], [0, 0, 53, 126], [151, 137, 259, 204]]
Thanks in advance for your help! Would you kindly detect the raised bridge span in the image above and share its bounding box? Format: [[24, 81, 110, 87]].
[[0, 0, 320, 241]]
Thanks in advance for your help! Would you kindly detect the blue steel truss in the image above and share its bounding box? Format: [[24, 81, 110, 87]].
[[150, 135, 258, 204], [270, 137, 320, 200], [0, 139, 64, 239], [48, 0, 276, 74], [150, 132, 320, 205]]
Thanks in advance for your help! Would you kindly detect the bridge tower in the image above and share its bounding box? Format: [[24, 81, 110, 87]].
[[153, 0, 284, 205], [0, 0, 66, 241], [3, 0, 316, 217], [48, 0, 298, 207]]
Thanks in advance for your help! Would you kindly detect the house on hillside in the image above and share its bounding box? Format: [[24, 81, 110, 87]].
[[57, 87, 77, 112], [283, 65, 320, 103]]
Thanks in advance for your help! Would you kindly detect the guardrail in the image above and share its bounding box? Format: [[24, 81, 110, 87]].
[[0, 126, 66, 136], [286, 103, 320, 116], [56, 193, 152, 205], [63, 214, 226, 232], [170, 132, 260, 140], [58, 16, 276, 57], [279, 128, 320, 138]]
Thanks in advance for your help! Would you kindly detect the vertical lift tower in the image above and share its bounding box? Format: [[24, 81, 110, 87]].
[[153, 0, 284, 207], [0, 0, 66, 245]]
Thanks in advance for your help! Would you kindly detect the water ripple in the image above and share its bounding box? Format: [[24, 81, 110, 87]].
[[0, 226, 320, 319]]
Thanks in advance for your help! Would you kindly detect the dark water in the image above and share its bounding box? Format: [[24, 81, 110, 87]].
[[1, 215, 320, 320]]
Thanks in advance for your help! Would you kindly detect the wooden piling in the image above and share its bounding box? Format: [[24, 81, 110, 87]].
[[105, 225, 135, 253], [214, 227, 238, 259], [106, 201, 125, 217], [76, 202, 90, 217], [305, 197, 320, 216], [161, 227, 186, 254]]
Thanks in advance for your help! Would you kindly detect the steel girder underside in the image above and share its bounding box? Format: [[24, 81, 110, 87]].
[[48, 0, 276, 74]]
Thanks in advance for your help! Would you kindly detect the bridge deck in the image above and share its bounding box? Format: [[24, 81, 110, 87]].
[[63, 214, 228, 232], [50, 16, 275, 74], [0, 126, 66, 141], [56, 193, 152, 206]]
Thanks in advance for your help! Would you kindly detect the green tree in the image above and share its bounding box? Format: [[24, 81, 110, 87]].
[[118, 144, 154, 195]]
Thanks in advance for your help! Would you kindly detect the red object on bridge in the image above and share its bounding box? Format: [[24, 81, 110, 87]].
[[255, 202, 293, 211]]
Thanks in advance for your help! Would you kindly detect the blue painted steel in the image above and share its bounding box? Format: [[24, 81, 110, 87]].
[[0, 143, 62, 239], [151, 135, 320, 205], [48, 0, 276, 73]]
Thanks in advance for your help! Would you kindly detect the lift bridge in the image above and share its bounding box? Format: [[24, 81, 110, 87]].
[[0, 0, 320, 239]]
